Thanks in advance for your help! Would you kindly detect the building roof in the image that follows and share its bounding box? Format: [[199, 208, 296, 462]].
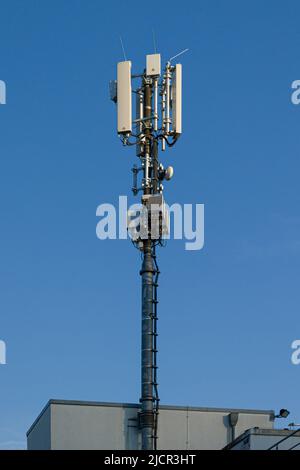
[[27, 399, 275, 436]]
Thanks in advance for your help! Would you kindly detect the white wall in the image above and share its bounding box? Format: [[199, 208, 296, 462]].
[[27, 401, 274, 450]]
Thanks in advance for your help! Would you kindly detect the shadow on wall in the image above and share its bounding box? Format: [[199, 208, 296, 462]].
[[123, 407, 140, 450]]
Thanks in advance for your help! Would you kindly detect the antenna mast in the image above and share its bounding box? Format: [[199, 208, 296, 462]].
[[110, 52, 183, 450]]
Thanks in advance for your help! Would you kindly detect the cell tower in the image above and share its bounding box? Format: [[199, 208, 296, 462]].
[[110, 52, 183, 450]]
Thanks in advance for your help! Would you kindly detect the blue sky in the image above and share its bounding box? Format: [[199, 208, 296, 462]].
[[0, 0, 300, 449]]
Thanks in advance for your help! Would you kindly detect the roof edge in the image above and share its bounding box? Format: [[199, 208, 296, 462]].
[[26, 399, 275, 436]]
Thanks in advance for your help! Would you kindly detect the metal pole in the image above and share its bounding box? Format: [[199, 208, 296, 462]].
[[140, 241, 155, 450], [140, 82, 155, 450]]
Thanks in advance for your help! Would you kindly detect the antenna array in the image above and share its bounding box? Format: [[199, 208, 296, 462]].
[[110, 52, 183, 450]]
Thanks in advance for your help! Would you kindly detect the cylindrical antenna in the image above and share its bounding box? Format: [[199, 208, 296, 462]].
[[152, 29, 157, 54], [136, 89, 144, 156], [154, 78, 158, 131], [143, 83, 152, 190], [169, 47, 189, 62], [165, 63, 171, 135], [161, 83, 166, 151], [119, 36, 127, 61]]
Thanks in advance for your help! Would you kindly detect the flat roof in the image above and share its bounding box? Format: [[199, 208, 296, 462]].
[[27, 399, 275, 437]]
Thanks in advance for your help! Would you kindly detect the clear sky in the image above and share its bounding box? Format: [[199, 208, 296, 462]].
[[0, 0, 300, 449]]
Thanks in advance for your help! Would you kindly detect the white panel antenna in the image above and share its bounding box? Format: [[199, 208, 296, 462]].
[[117, 61, 132, 134], [146, 54, 161, 76], [171, 64, 182, 135]]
